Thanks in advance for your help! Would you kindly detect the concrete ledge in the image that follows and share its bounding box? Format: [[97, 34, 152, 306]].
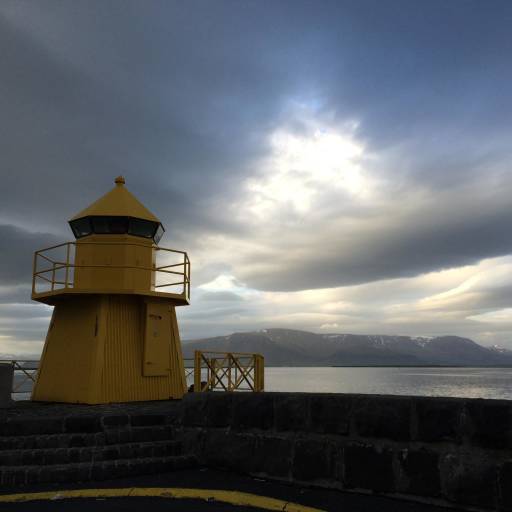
[[180, 392, 512, 511]]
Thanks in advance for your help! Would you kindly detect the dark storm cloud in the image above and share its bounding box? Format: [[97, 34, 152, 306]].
[[1, 0, 509, 231], [0, 0, 511, 348], [0, 225, 60, 284]]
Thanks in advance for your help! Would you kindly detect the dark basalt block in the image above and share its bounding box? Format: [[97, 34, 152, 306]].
[[274, 394, 309, 432], [353, 396, 411, 441], [344, 443, 395, 492], [414, 398, 463, 443], [310, 395, 352, 435], [292, 438, 334, 482], [398, 448, 440, 496]]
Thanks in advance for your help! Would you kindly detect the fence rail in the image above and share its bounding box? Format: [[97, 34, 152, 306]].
[[32, 241, 190, 300]]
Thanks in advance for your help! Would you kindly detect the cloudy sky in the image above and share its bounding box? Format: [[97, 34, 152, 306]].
[[1, 0, 512, 356]]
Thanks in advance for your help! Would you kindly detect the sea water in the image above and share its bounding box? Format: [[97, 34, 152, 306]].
[[13, 366, 512, 400], [265, 367, 512, 400]]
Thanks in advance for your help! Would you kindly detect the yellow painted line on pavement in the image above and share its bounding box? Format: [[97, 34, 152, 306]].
[[0, 487, 326, 512]]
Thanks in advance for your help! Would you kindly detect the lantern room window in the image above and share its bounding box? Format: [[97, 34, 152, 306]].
[[129, 218, 157, 239], [70, 217, 92, 238], [70, 216, 163, 243], [154, 224, 165, 244]]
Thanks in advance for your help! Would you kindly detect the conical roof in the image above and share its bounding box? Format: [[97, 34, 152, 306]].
[[69, 176, 160, 223]]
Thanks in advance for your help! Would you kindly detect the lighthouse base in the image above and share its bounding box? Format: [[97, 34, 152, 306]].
[[32, 295, 187, 404]]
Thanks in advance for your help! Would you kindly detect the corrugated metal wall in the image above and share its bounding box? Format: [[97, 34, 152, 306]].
[[101, 295, 186, 402]]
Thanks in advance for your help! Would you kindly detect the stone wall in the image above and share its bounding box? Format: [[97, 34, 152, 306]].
[[179, 392, 512, 511]]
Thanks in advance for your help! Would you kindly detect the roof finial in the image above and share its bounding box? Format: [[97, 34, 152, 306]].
[[114, 175, 125, 186]]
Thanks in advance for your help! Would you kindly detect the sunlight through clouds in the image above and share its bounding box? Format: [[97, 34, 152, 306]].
[[246, 124, 371, 219]]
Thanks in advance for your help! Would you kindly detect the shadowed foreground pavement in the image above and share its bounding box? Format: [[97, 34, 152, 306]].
[[0, 468, 451, 511]]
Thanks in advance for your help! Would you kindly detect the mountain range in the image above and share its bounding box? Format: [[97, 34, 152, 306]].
[[182, 328, 512, 366]]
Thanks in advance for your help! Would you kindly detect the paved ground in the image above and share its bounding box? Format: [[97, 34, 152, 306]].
[[0, 468, 453, 511]]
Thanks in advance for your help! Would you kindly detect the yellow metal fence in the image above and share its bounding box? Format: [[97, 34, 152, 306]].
[[32, 241, 190, 299], [188, 351, 264, 393], [3, 354, 263, 398]]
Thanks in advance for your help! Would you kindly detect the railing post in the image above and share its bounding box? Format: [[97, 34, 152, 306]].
[[32, 252, 38, 296], [228, 354, 233, 391], [254, 355, 264, 392], [51, 262, 56, 291], [194, 350, 201, 392], [65, 243, 70, 288]]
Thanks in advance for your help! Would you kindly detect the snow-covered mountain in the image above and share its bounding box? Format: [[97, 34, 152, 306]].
[[182, 328, 512, 366]]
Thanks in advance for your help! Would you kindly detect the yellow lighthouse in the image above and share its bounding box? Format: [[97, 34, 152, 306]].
[[31, 177, 190, 404]]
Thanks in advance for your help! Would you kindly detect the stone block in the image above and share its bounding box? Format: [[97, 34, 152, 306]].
[[101, 445, 121, 461], [52, 464, 83, 483], [344, 443, 395, 492], [310, 395, 352, 435], [252, 436, 292, 477], [465, 401, 512, 449], [499, 461, 512, 511], [182, 393, 208, 427], [180, 428, 205, 458], [94, 432, 106, 446], [0, 451, 21, 466], [70, 463, 91, 483], [203, 430, 256, 473], [26, 449, 46, 466], [414, 398, 463, 443], [50, 447, 69, 464], [25, 467, 41, 485], [1, 418, 64, 436], [206, 393, 233, 427], [232, 394, 273, 431], [68, 448, 81, 463], [292, 438, 333, 482], [354, 397, 411, 441], [274, 395, 309, 432], [397, 448, 440, 496], [1, 468, 26, 487], [130, 414, 166, 427], [65, 416, 101, 433], [112, 459, 133, 478], [440, 453, 498, 509], [128, 458, 155, 476], [102, 415, 129, 429], [22, 449, 43, 466], [69, 434, 89, 447]]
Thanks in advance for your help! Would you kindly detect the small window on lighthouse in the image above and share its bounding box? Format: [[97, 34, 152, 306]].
[[154, 224, 164, 244], [108, 217, 129, 234], [70, 218, 92, 238], [91, 217, 111, 233], [129, 218, 157, 239]]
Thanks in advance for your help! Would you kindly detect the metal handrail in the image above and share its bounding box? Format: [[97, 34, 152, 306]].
[[32, 241, 190, 299]]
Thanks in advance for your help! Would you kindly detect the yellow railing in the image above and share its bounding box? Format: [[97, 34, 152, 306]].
[[32, 241, 190, 299], [191, 351, 264, 392]]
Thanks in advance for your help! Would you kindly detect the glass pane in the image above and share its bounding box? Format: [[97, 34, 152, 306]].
[[70, 218, 92, 238], [154, 224, 165, 244], [129, 218, 157, 239], [91, 217, 110, 234], [108, 217, 129, 234]]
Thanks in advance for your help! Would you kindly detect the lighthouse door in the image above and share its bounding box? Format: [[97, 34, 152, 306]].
[[143, 302, 172, 377]]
